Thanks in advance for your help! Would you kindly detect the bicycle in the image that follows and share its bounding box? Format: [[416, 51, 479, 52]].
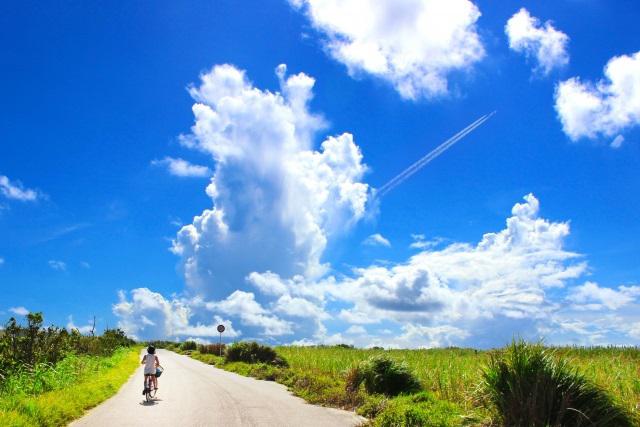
[[143, 365, 164, 402]]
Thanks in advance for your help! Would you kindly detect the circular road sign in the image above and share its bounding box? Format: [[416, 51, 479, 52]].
[[217, 324, 226, 333]]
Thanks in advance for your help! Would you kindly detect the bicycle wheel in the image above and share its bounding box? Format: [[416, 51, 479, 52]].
[[144, 378, 155, 402]]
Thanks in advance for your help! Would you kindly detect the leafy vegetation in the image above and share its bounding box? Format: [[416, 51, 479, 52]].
[[0, 313, 134, 383], [0, 347, 139, 426], [225, 341, 288, 366], [160, 338, 640, 426], [482, 340, 635, 427], [369, 392, 467, 427], [198, 343, 226, 356], [0, 312, 139, 426], [180, 340, 197, 351], [346, 355, 421, 396]]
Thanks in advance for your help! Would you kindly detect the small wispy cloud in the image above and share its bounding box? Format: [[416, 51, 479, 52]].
[[610, 135, 625, 149], [0, 175, 42, 202], [37, 223, 91, 244], [80, 261, 91, 269], [410, 234, 447, 250], [48, 260, 67, 271], [151, 157, 211, 178], [9, 306, 29, 316], [169, 216, 183, 227], [0, 257, 4, 266], [362, 233, 391, 247]]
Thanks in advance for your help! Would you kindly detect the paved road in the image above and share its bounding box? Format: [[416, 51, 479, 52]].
[[70, 349, 364, 427]]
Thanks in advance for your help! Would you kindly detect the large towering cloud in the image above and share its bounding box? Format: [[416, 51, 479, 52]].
[[289, 0, 485, 100], [112, 63, 640, 346], [171, 64, 369, 297]]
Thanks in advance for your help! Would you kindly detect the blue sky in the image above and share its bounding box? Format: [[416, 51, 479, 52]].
[[1, 0, 639, 347]]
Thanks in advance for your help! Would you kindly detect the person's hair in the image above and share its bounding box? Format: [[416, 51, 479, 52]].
[[147, 345, 156, 354]]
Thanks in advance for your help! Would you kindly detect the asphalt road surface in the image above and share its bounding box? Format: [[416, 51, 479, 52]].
[[70, 349, 364, 427]]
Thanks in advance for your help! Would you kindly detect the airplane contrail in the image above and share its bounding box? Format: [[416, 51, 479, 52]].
[[374, 111, 496, 198]]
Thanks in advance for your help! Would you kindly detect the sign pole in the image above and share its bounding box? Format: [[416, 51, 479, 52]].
[[217, 324, 225, 357]]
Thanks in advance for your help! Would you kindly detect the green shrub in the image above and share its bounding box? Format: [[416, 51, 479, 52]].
[[225, 342, 287, 366], [357, 394, 389, 418], [181, 341, 197, 351], [198, 343, 226, 355], [373, 392, 465, 427], [0, 312, 133, 385], [482, 340, 636, 427], [346, 355, 421, 397]]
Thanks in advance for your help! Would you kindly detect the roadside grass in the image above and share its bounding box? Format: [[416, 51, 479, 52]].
[[181, 345, 639, 426], [0, 346, 141, 426], [277, 345, 640, 419]]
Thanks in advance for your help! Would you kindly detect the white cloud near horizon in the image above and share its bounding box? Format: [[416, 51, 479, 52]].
[[112, 288, 240, 341], [289, 0, 485, 100], [555, 50, 640, 143], [0, 175, 41, 202], [9, 306, 30, 316], [505, 8, 569, 76], [171, 64, 369, 298], [66, 316, 94, 335], [566, 281, 640, 311], [151, 156, 211, 178], [363, 233, 391, 247], [114, 194, 640, 347]]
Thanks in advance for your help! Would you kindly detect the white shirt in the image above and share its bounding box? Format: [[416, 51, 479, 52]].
[[143, 354, 157, 375]]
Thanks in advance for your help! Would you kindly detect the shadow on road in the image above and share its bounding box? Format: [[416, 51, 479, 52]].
[[139, 398, 162, 406]]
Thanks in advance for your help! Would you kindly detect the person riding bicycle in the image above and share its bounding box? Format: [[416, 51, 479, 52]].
[[141, 345, 160, 393]]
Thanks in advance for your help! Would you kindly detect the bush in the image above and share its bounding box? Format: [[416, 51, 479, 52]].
[[198, 343, 226, 355], [225, 342, 287, 366], [373, 392, 465, 427], [181, 341, 197, 351], [346, 355, 421, 397], [0, 312, 133, 384], [482, 340, 636, 427]]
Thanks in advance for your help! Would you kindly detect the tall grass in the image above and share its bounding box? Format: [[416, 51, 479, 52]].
[[346, 355, 421, 396], [482, 340, 635, 426], [276, 345, 640, 418], [0, 346, 140, 426], [278, 346, 488, 410]]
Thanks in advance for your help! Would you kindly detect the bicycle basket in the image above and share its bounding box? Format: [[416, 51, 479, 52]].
[[156, 366, 164, 377]]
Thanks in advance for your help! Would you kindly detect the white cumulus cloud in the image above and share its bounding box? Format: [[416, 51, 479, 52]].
[[151, 156, 211, 178], [0, 175, 41, 201], [328, 194, 593, 346], [566, 281, 640, 311], [171, 64, 369, 297], [112, 288, 240, 341], [206, 290, 294, 336], [505, 8, 569, 75], [555, 50, 640, 142], [290, 0, 485, 100]]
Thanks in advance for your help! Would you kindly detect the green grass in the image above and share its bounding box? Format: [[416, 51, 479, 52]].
[[483, 341, 635, 426], [182, 345, 640, 426], [277, 346, 640, 417], [0, 346, 141, 426]]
